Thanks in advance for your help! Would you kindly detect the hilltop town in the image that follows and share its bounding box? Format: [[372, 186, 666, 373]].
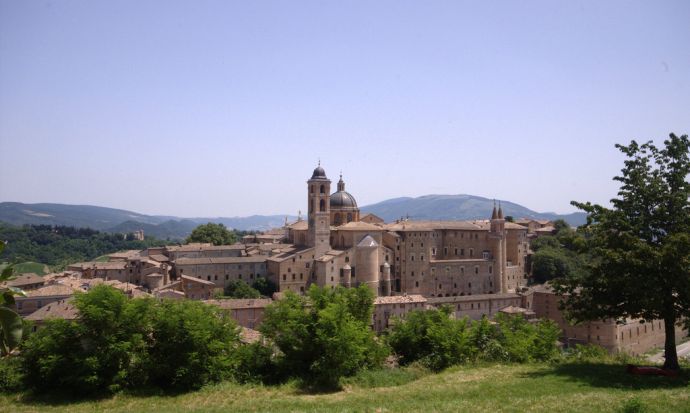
[[6, 164, 685, 356]]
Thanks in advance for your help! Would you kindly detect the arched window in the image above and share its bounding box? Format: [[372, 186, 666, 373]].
[[320, 185, 325, 194], [319, 199, 325, 212], [347, 213, 353, 222], [335, 213, 342, 225], [310, 185, 314, 194], [309, 199, 313, 213]]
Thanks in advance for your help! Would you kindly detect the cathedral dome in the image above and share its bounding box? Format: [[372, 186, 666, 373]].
[[330, 191, 358, 209], [330, 173, 358, 209]]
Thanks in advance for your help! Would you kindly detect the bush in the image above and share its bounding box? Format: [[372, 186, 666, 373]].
[[224, 280, 261, 299], [389, 311, 561, 370], [387, 306, 474, 371], [232, 342, 279, 384], [565, 344, 609, 362], [0, 357, 23, 393], [251, 277, 278, 297], [260, 285, 387, 388], [144, 299, 240, 391], [21, 285, 240, 395]]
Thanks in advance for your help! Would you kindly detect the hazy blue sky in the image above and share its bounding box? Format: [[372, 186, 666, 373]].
[[1, 1, 688, 217]]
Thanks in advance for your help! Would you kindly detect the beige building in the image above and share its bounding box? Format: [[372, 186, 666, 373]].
[[15, 283, 75, 316], [265, 164, 530, 299], [528, 285, 687, 355], [205, 298, 273, 329], [426, 293, 524, 321], [372, 294, 427, 333]]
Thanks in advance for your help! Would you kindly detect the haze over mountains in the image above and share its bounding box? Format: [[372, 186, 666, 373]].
[[0, 196, 585, 240]]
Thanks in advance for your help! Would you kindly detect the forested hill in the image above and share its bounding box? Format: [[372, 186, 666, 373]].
[[360, 195, 586, 226], [0, 202, 293, 239], [0, 224, 172, 271]]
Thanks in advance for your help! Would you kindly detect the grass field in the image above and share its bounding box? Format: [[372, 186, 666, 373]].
[[0, 261, 50, 276], [2, 362, 688, 413]]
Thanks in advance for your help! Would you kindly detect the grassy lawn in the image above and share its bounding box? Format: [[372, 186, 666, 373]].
[[0, 261, 50, 276], [1, 362, 688, 413]]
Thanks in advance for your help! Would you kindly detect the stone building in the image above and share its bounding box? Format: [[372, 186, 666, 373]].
[[426, 293, 524, 321], [263, 164, 530, 298], [372, 294, 427, 333], [527, 284, 687, 355]]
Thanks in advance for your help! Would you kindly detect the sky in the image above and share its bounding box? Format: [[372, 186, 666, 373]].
[[0, 1, 688, 218]]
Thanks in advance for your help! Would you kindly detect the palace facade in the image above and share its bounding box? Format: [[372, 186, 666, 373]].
[[269, 164, 530, 297]]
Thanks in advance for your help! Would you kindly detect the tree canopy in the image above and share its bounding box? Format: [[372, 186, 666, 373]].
[[554, 133, 690, 371], [186, 223, 237, 245], [259, 285, 386, 388]]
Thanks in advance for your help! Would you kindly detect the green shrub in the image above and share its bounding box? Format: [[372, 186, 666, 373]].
[[21, 285, 240, 395], [388, 306, 474, 371], [565, 344, 609, 362], [0, 356, 23, 393], [231, 342, 278, 384], [224, 280, 261, 299], [260, 285, 387, 388]]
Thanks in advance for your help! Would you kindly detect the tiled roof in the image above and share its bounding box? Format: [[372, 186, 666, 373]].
[[25, 298, 78, 322], [148, 254, 170, 262], [287, 220, 308, 230], [205, 298, 273, 310], [24, 283, 75, 298], [175, 256, 267, 265], [334, 221, 383, 231], [374, 294, 427, 304], [426, 293, 521, 304], [5, 273, 44, 288], [181, 275, 217, 286]]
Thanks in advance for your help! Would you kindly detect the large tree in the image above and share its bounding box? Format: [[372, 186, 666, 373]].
[[186, 222, 236, 245], [555, 133, 690, 370]]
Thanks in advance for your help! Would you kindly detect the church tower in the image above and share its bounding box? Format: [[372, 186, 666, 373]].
[[489, 201, 507, 293], [307, 162, 331, 258]]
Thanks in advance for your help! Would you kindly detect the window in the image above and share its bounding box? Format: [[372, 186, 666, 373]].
[[320, 184, 325, 194], [283, 274, 286, 281], [470, 248, 474, 257], [421, 254, 425, 261], [454, 248, 458, 255], [489, 266, 493, 274], [411, 271, 415, 277], [319, 199, 326, 212]]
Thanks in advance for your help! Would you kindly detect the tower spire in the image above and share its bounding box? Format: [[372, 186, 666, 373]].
[[498, 201, 504, 219], [491, 199, 498, 220]]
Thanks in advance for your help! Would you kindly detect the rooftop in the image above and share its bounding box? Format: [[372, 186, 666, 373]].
[[175, 256, 268, 266], [374, 294, 427, 305]]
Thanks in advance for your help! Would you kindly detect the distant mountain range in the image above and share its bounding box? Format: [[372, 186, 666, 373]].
[[0, 197, 586, 240], [0, 202, 294, 240]]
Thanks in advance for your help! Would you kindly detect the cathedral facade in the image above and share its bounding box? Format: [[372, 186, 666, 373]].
[[267, 164, 530, 298]]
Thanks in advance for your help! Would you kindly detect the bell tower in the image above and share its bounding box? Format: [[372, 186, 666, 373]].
[[307, 162, 331, 258], [489, 201, 507, 293]]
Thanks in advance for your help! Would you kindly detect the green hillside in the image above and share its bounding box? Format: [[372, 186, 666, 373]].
[[0, 261, 49, 276], [2, 362, 688, 413]]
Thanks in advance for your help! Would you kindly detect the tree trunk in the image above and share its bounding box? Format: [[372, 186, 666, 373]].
[[662, 312, 679, 371]]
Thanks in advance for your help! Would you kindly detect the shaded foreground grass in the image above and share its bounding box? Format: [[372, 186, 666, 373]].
[[2, 362, 689, 413]]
